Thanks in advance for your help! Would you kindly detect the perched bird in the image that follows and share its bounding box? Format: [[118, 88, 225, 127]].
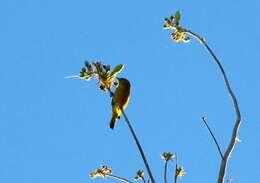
[[109, 77, 131, 129]]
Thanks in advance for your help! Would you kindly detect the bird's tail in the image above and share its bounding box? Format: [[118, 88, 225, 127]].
[[109, 115, 117, 129]]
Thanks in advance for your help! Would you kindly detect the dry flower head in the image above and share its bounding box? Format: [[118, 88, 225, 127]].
[[176, 167, 185, 178], [134, 170, 144, 180], [89, 165, 112, 179], [161, 152, 175, 161]]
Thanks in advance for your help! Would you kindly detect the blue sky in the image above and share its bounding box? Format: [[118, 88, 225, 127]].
[[1, 0, 260, 182]]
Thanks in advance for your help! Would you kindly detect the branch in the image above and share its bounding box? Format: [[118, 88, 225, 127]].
[[105, 174, 133, 183], [201, 117, 224, 159], [108, 89, 156, 183], [182, 29, 242, 183], [121, 110, 156, 183]]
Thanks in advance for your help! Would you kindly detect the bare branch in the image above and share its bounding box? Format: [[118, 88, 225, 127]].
[[108, 89, 156, 183], [120, 109, 156, 183], [182, 29, 242, 183], [201, 117, 224, 159]]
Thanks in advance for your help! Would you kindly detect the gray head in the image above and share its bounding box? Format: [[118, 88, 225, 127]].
[[117, 77, 131, 87]]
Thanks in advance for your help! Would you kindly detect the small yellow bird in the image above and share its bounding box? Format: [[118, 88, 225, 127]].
[[109, 77, 131, 129]]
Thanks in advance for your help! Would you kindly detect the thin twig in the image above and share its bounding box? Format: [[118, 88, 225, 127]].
[[141, 177, 147, 183], [163, 160, 169, 183], [182, 28, 241, 183], [174, 154, 178, 183], [201, 117, 224, 159], [107, 89, 156, 183], [226, 177, 234, 183], [104, 173, 133, 183]]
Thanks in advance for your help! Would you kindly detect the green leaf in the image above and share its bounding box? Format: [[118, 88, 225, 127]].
[[174, 11, 181, 25], [110, 64, 124, 78]]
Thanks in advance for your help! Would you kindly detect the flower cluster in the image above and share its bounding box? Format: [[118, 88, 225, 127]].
[[79, 61, 124, 91], [176, 167, 185, 178], [163, 11, 190, 43], [89, 165, 112, 179], [134, 170, 144, 181]]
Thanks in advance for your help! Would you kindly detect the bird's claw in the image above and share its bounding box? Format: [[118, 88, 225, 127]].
[[110, 92, 114, 97]]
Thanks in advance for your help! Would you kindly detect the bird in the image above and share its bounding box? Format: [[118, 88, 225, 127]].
[[109, 77, 131, 129]]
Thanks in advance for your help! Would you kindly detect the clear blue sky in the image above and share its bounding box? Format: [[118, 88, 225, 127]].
[[1, 0, 260, 182]]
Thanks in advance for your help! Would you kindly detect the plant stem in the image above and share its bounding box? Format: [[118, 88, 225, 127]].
[[201, 117, 224, 159], [121, 110, 156, 183], [141, 177, 147, 183], [104, 173, 133, 183], [174, 154, 178, 183], [163, 160, 169, 183], [108, 89, 156, 183], [182, 29, 242, 183]]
